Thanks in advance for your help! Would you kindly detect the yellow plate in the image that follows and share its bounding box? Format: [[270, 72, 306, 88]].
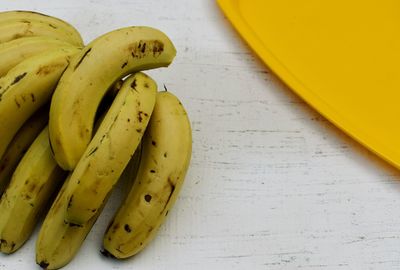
[[218, 0, 400, 169]]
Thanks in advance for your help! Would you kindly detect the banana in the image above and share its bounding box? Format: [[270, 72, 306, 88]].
[[0, 36, 76, 77], [0, 19, 82, 46], [36, 141, 142, 270], [36, 174, 100, 270], [0, 126, 66, 254], [0, 10, 83, 46], [63, 72, 157, 226], [0, 105, 48, 195], [49, 26, 176, 170], [36, 146, 140, 270], [103, 91, 192, 259], [0, 46, 80, 162]]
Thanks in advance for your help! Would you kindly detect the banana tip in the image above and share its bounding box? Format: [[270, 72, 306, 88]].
[[37, 260, 49, 269], [100, 249, 117, 259]]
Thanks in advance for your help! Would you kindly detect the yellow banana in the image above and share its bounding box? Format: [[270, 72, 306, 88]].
[[63, 72, 157, 225], [35, 134, 141, 269], [0, 36, 76, 77], [0, 106, 48, 195], [49, 26, 176, 170], [0, 20, 82, 46], [0, 10, 83, 46], [36, 143, 142, 270], [103, 91, 192, 258], [36, 174, 100, 270], [0, 46, 80, 162], [0, 126, 66, 254]]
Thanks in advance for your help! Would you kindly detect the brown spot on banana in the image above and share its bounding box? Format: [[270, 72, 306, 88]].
[[140, 42, 146, 53], [38, 260, 49, 269], [11, 72, 27, 85], [124, 224, 132, 233], [131, 79, 137, 90], [36, 63, 66, 76], [144, 194, 152, 202], [68, 222, 83, 228], [74, 48, 92, 70], [137, 111, 144, 122], [129, 40, 165, 58], [152, 40, 164, 56], [159, 179, 176, 215], [87, 146, 98, 157], [14, 97, 20, 108], [28, 183, 36, 192], [101, 249, 117, 258], [67, 195, 74, 209]]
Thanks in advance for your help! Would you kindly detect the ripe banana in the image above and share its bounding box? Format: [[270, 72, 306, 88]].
[[49, 26, 176, 170], [0, 46, 80, 162], [103, 91, 192, 258], [0, 19, 81, 46], [35, 174, 101, 270], [36, 146, 143, 270], [0, 10, 83, 46], [0, 106, 48, 195], [0, 36, 75, 77], [63, 72, 157, 225], [0, 126, 66, 254]]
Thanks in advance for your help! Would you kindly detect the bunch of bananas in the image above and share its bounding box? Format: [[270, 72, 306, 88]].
[[0, 10, 192, 270]]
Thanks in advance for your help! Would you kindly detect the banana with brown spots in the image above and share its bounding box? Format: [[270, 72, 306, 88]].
[[0, 10, 83, 46], [36, 143, 142, 270], [103, 91, 192, 258], [63, 72, 156, 225], [0, 46, 80, 162], [0, 126, 66, 254], [0, 36, 78, 78], [49, 26, 176, 170], [0, 106, 48, 195]]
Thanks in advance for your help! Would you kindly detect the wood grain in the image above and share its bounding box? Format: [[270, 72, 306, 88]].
[[1, 0, 400, 269]]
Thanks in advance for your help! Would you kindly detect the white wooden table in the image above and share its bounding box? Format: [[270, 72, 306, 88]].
[[2, 1, 400, 269]]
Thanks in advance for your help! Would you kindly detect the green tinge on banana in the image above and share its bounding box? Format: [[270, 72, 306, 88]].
[[0, 126, 66, 254], [36, 174, 103, 270], [0, 46, 80, 162], [103, 91, 192, 259], [0, 19, 82, 46], [49, 26, 176, 170], [0, 10, 83, 46], [0, 106, 48, 195], [0, 36, 76, 78], [63, 72, 157, 226]]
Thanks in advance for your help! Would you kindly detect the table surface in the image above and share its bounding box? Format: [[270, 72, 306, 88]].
[[2, 1, 400, 269]]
